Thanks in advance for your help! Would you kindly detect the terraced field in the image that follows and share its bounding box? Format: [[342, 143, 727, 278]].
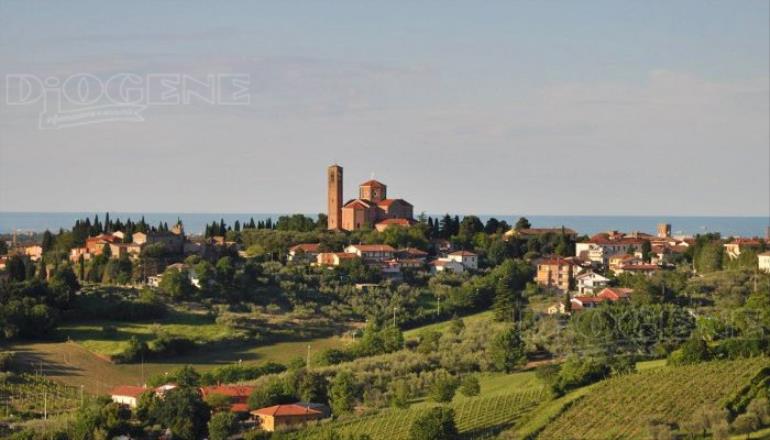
[[539, 357, 770, 440]]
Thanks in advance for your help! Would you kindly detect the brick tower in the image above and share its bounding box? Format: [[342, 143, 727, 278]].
[[327, 164, 343, 230]]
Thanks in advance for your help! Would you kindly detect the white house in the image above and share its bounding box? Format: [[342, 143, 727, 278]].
[[110, 386, 149, 408], [759, 252, 770, 274], [431, 259, 465, 274], [575, 271, 610, 295], [343, 244, 396, 262], [447, 251, 478, 270]]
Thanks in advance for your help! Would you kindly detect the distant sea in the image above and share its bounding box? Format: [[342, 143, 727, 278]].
[[0, 212, 768, 238]]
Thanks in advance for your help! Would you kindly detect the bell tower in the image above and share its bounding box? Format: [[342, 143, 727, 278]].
[[327, 164, 343, 230]]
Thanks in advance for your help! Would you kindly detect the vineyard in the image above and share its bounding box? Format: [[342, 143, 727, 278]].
[[539, 357, 770, 439], [299, 388, 546, 439], [0, 374, 88, 422]]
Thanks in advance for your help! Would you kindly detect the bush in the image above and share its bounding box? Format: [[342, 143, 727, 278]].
[[409, 406, 459, 440], [208, 411, 237, 440], [552, 356, 610, 395], [458, 376, 480, 397], [668, 337, 711, 366], [429, 374, 459, 403]]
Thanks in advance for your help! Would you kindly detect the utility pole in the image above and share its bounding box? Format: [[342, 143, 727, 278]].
[[306, 345, 311, 370], [436, 296, 441, 316]]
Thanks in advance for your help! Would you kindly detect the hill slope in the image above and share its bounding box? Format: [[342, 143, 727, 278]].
[[538, 357, 770, 440]]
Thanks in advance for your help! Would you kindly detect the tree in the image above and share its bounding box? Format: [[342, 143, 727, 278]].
[[248, 378, 294, 410], [492, 260, 531, 322], [208, 411, 237, 440], [150, 387, 210, 440], [515, 217, 531, 230], [298, 371, 329, 404], [489, 327, 527, 373], [329, 372, 357, 415], [158, 267, 194, 299], [429, 374, 459, 403], [732, 412, 759, 439], [459, 376, 480, 397], [390, 380, 411, 409], [409, 407, 458, 440]]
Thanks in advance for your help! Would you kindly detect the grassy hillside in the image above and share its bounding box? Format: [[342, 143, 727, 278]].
[[538, 357, 770, 440]]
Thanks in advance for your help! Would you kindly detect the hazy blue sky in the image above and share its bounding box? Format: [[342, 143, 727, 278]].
[[1, 1, 768, 216]]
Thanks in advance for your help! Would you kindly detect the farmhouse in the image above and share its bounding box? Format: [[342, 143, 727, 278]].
[[251, 403, 328, 432], [110, 386, 149, 408]]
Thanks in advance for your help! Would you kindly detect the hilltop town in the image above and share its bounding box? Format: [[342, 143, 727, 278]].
[[0, 165, 769, 440]]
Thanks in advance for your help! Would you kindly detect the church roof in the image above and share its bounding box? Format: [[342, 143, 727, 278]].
[[343, 199, 373, 209], [360, 179, 386, 188], [377, 198, 412, 207]]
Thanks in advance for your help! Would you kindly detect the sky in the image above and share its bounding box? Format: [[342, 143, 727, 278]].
[[0, 1, 768, 216]]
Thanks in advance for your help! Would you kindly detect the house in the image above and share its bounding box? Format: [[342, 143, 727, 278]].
[[251, 403, 328, 432], [535, 257, 576, 292], [723, 238, 763, 260], [504, 227, 577, 240], [316, 252, 359, 267], [569, 295, 606, 311], [575, 233, 646, 264], [85, 233, 122, 254], [396, 247, 428, 261], [69, 246, 93, 263], [288, 243, 321, 263], [22, 244, 43, 261], [608, 254, 643, 271], [446, 251, 478, 270], [430, 259, 465, 274], [575, 271, 610, 295], [612, 263, 662, 276], [343, 244, 396, 262], [199, 385, 254, 413], [760, 252, 770, 274], [132, 230, 184, 254], [597, 287, 633, 301], [110, 386, 150, 408], [109, 242, 142, 260]]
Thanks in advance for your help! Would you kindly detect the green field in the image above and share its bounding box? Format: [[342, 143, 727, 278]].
[[539, 357, 770, 439], [54, 310, 239, 357]]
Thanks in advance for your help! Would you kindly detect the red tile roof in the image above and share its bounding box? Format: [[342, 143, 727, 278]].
[[598, 287, 633, 300], [344, 199, 372, 209], [377, 198, 413, 207], [290, 243, 321, 253], [252, 403, 323, 417], [359, 179, 386, 188], [199, 385, 254, 399], [449, 250, 477, 257], [110, 386, 149, 397], [348, 244, 396, 252]]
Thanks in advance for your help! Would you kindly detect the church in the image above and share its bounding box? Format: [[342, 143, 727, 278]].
[[327, 164, 415, 231]]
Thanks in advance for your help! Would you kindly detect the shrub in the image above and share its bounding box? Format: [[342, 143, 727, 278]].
[[409, 406, 458, 440], [458, 375, 480, 397], [429, 374, 459, 403]]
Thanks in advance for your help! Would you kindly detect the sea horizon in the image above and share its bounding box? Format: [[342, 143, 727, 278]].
[[1, 211, 767, 238]]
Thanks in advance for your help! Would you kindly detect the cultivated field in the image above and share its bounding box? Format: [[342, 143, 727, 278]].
[[538, 357, 770, 439], [300, 388, 546, 440]]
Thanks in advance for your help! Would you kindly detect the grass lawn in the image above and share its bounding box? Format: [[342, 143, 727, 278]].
[[54, 310, 237, 356]]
